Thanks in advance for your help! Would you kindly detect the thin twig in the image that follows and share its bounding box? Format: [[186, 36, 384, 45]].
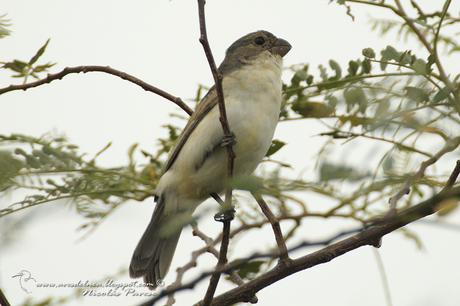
[[196, 0, 235, 305], [252, 193, 290, 262], [0, 65, 193, 115], [442, 160, 460, 191], [388, 136, 460, 210]]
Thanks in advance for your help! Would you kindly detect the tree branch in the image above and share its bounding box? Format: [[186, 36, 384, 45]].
[[252, 193, 290, 262], [442, 160, 460, 191], [0, 288, 11, 306], [0, 65, 193, 115], [196, 0, 236, 305]]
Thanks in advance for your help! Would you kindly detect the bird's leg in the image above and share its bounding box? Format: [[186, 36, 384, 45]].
[[220, 132, 236, 148], [210, 193, 235, 222], [214, 207, 235, 222]]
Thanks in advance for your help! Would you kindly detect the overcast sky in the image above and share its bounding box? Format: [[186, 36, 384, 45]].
[[1, 1, 460, 306]]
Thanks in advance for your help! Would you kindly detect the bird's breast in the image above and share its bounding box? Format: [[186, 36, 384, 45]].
[[223, 60, 282, 175]]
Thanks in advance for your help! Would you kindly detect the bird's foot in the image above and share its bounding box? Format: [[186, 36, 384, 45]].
[[220, 132, 236, 147], [214, 207, 235, 222]]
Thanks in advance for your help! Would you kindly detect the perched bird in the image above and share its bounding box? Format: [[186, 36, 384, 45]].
[[129, 30, 291, 288]]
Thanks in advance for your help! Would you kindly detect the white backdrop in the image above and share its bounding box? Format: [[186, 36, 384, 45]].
[[1, 1, 460, 306]]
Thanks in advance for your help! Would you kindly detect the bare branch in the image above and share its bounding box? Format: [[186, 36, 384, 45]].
[[196, 0, 236, 304], [252, 193, 290, 262], [0, 288, 11, 306], [0, 65, 193, 115]]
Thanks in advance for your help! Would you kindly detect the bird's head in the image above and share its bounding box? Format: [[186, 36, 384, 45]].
[[220, 30, 291, 74]]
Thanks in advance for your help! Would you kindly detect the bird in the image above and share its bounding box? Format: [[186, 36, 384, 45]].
[[129, 30, 291, 288], [12, 269, 36, 293]]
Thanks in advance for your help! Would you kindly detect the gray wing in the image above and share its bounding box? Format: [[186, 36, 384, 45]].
[[163, 86, 218, 173]]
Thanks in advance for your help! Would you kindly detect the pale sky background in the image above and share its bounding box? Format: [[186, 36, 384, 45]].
[[1, 1, 460, 306]]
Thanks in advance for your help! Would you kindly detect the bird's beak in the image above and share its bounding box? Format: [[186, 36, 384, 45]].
[[12, 273, 21, 278], [270, 38, 291, 57]]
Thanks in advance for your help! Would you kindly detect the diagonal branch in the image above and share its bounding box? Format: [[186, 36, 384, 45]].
[[0, 65, 193, 115], [252, 193, 290, 262], [0, 288, 11, 306], [196, 0, 236, 305], [442, 160, 460, 191]]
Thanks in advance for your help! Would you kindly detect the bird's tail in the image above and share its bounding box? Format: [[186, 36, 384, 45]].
[[129, 195, 193, 289]]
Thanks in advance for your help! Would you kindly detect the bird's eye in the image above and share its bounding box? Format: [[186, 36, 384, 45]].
[[254, 36, 265, 45]]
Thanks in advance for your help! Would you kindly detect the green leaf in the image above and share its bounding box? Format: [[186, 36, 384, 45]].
[[0, 151, 24, 191], [29, 39, 51, 65], [319, 162, 369, 181], [292, 100, 334, 118], [347, 60, 359, 76], [329, 60, 342, 80], [361, 59, 372, 74], [325, 95, 339, 108], [235, 260, 265, 279], [319, 64, 328, 81], [3, 60, 28, 74], [411, 58, 428, 74], [398, 51, 412, 66], [362, 48, 376, 59], [291, 69, 308, 87], [266, 140, 286, 157], [343, 88, 367, 113], [381, 45, 400, 61], [0, 14, 11, 39], [405, 86, 429, 103], [433, 87, 450, 102], [374, 98, 391, 118], [32, 62, 55, 74], [382, 155, 394, 174]]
